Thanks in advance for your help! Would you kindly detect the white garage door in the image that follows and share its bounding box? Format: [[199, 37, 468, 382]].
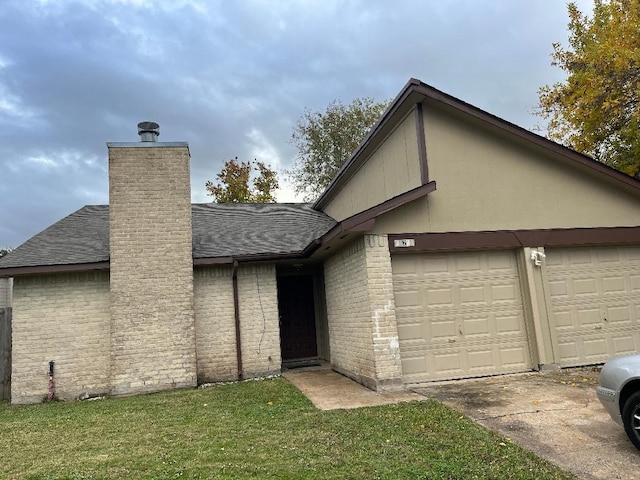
[[546, 246, 640, 367], [392, 250, 532, 383]]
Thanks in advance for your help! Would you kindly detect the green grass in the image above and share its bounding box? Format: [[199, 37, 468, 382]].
[[0, 377, 574, 479]]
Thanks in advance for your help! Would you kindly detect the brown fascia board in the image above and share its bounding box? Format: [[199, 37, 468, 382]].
[[192, 240, 323, 266], [5, 242, 326, 274], [0, 261, 110, 277], [411, 82, 640, 194], [388, 226, 640, 253], [321, 182, 436, 245], [314, 78, 640, 210]]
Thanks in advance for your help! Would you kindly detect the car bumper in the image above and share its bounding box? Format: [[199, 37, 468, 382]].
[[597, 386, 623, 426]]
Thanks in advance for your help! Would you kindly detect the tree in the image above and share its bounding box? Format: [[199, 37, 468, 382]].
[[288, 97, 389, 201], [206, 157, 279, 203], [536, 0, 640, 179]]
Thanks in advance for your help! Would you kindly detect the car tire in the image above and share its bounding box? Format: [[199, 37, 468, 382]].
[[622, 391, 640, 451]]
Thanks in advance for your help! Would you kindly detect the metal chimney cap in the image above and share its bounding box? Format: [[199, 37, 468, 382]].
[[137, 121, 159, 142]]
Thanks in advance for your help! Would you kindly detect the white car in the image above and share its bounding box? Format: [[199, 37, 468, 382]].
[[597, 354, 640, 451]]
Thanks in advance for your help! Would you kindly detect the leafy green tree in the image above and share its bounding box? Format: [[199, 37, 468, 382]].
[[206, 157, 279, 203], [536, 0, 640, 178], [288, 97, 389, 201]]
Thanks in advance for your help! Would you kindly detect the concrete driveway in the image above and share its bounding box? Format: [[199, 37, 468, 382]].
[[412, 368, 640, 480]]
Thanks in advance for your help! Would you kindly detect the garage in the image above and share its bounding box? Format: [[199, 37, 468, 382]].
[[392, 250, 533, 383], [545, 245, 640, 366]]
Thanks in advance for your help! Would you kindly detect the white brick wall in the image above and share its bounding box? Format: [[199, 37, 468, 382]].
[[11, 272, 110, 404], [323, 234, 403, 391]]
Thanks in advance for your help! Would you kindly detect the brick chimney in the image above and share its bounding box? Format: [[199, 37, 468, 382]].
[[107, 122, 196, 396]]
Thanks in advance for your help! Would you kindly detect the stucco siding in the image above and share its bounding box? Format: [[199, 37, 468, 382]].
[[11, 272, 110, 404], [372, 103, 640, 235], [323, 113, 421, 221]]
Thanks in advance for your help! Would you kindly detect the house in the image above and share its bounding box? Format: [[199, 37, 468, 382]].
[[1, 79, 639, 404]]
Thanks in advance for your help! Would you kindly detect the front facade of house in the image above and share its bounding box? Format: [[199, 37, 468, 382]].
[[2, 79, 639, 404]]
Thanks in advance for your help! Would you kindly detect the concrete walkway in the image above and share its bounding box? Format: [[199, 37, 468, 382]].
[[282, 365, 422, 410]]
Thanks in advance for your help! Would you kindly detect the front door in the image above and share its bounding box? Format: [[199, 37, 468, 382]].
[[277, 275, 317, 360]]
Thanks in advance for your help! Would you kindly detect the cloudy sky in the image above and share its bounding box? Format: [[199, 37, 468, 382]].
[[0, 0, 594, 248]]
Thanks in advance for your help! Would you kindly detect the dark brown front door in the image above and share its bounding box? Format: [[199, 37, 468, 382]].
[[277, 275, 317, 360]]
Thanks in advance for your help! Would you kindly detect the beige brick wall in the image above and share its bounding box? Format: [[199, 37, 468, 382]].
[[323, 235, 403, 391], [324, 238, 377, 388], [108, 144, 197, 396], [11, 272, 110, 404], [194, 263, 281, 382], [0, 278, 11, 307], [364, 235, 403, 390], [237, 264, 280, 377], [194, 266, 237, 382]]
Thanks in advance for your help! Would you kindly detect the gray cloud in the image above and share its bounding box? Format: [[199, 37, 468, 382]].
[[0, 0, 593, 247]]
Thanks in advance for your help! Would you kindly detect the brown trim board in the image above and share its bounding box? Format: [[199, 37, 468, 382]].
[[232, 260, 243, 381], [321, 181, 436, 245], [388, 226, 640, 253], [0, 261, 110, 277], [414, 102, 429, 184]]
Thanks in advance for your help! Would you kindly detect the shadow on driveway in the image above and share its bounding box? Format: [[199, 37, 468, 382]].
[[411, 368, 640, 480]]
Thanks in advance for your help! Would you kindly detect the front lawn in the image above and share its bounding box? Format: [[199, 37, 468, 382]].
[[0, 377, 574, 479]]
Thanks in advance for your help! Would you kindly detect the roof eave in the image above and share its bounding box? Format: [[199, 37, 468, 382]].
[[0, 261, 110, 277]]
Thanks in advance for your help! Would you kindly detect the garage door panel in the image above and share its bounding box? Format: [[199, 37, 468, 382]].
[[603, 275, 626, 293], [397, 322, 422, 341], [394, 289, 420, 308], [464, 317, 490, 337], [547, 246, 640, 367], [401, 355, 427, 376], [548, 279, 568, 298], [500, 346, 529, 368], [612, 334, 637, 353], [467, 349, 494, 371], [428, 287, 454, 306], [460, 285, 484, 304], [434, 320, 460, 339], [607, 304, 633, 323], [495, 313, 525, 334], [393, 250, 532, 382]]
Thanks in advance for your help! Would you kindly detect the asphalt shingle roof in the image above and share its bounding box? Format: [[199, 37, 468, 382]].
[[191, 203, 336, 259], [0, 203, 337, 271]]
